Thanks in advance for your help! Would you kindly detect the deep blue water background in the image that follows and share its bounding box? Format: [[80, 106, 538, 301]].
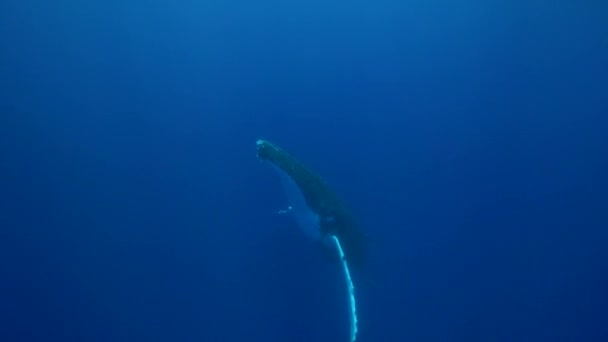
[[1, 1, 607, 341]]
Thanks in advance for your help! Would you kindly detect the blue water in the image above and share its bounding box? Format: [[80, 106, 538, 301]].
[[1, 1, 607, 341]]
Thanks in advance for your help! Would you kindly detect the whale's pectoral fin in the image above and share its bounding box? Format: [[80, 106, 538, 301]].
[[330, 235, 358, 342]]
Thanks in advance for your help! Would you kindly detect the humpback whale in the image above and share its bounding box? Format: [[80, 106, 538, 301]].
[[256, 139, 366, 342]]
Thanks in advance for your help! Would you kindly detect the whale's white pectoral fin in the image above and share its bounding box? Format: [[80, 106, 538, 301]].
[[330, 235, 358, 342]]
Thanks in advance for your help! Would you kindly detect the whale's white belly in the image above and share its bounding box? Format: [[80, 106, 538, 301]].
[[274, 165, 321, 240]]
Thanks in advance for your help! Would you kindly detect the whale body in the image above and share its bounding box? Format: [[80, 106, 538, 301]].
[[256, 139, 365, 342], [256, 139, 367, 268]]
